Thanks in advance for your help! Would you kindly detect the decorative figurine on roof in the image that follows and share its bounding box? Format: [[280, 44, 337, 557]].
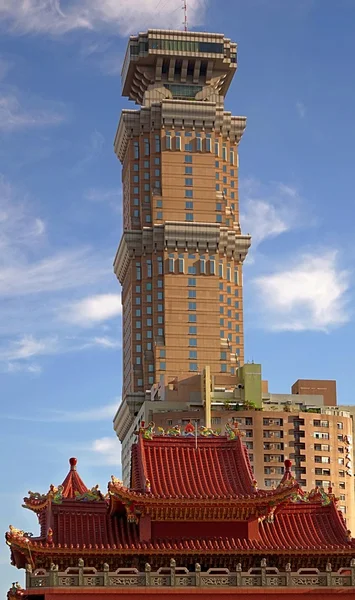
[[166, 424, 181, 436], [157, 426, 165, 436], [184, 421, 195, 436], [141, 421, 155, 440], [75, 484, 103, 502], [225, 420, 245, 440], [198, 425, 219, 437]]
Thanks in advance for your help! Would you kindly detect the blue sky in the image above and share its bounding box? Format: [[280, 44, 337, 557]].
[[0, 0, 354, 591]]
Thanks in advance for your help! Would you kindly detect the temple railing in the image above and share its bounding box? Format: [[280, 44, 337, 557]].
[[24, 558, 355, 589]]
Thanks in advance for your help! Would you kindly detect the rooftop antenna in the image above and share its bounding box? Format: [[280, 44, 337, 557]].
[[182, 0, 188, 31]]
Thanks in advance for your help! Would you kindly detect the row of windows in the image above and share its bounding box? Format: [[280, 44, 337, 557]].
[[165, 133, 236, 163], [133, 137, 161, 159], [133, 158, 160, 169]]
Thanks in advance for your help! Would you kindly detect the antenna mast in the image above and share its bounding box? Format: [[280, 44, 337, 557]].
[[182, 0, 188, 32]]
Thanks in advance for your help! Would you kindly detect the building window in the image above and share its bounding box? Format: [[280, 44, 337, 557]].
[[196, 137, 202, 152], [206, 138, 212, 152], [186, 213, 194, 221], [210, 257, 215, 275], [221, 364, 227, 372], [166, 132, 172, 150], [189, 338, 197, 347], [189, 350, 197, 359], [185, 178, 193, 186], [188, 314, 197, 322], [148, 376, 154, 384], [136, 262, 141, 280], [155, 158, 160, 165], [185, 166, 193, 174], [222, 146, 227, 161], [157, 211, 163, 220], [133, 142, 139, 159], [185, 201, 193, 209], [147, 260, 152, 278], [215, 141, 219, 156], [216, 214, 222, 223], [220, 351, 227, 360], [176, 136, 182, 151], [168, 255, 175, 273], [155, 135, 160, 153], [189, 362, 198, 371], [188, 302, 196, 310], [137, 378, 143, 387], [188, 290, 196, 298], [156, 200, 163, 208], [185, 142, 192, 152], [178, 256, 185, 273], [230, 149, 235, 165], [185, 155, 192, 163], [188, 278, 196, 286], [189, 326, 197, 334], [185, 190, 193, 198], [159, 362, 166, 370], [144, 138, 150, 155]]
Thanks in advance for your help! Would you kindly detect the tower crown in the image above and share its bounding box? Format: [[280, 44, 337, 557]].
[[121, 29, 237, 105]]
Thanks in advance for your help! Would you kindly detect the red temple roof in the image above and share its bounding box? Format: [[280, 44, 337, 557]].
[[61, 457, 88, 499], [131, 434, 256, 498], [6, 426, 355, 572]]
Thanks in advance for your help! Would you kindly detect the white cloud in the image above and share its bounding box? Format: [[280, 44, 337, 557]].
[[91, 436, 121, 466], [0, 334, 58, 360], [3, 402, 118, 422], [62, 294, 122, 327], [240, 179, 302, 249], [253, 250, 350, 332], [296, 101, 306, 119], [85, 187, 121, 212], [0, 0, 207, 36], [92, 336, 120, 349], [0, 92, 65, 131]]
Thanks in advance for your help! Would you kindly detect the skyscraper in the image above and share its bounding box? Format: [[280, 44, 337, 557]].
[[114, 29, 251, 397]]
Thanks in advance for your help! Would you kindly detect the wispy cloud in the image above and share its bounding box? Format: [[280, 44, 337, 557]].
[[72, 131, 104, 173], [296, 101, 306, 119], [91, 436, 121, 466], [0, 0, 207, 36], [0, 92, 66, 131], [252, 250, 350, 332], [5, 362, 42, 375], [0, 334, 58, 361], [2, 402, 118, 422], [60, 294, 122, 327], [92, 336, 120, 349], [84, 187, 121, 212], [0, 57, 12, 81], [240, 179, 303, 250], [0, 247, 110, 297]]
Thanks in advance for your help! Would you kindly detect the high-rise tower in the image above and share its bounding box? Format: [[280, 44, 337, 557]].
[[114, 29, 251, 398]]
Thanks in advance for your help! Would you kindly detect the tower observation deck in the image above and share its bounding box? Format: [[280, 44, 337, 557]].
[[113, 29, 251, 398]]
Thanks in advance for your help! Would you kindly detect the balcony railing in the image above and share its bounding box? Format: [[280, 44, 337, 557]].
[[22, 559, 355, 590]]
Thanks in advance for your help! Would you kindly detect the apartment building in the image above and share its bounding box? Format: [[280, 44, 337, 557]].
[[114, 366, 354, 532]]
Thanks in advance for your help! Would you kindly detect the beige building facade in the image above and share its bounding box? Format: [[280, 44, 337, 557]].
[[113, 29, 250, 397]]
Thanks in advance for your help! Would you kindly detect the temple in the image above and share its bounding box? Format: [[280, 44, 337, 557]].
[[6, 422, 355, 597]]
